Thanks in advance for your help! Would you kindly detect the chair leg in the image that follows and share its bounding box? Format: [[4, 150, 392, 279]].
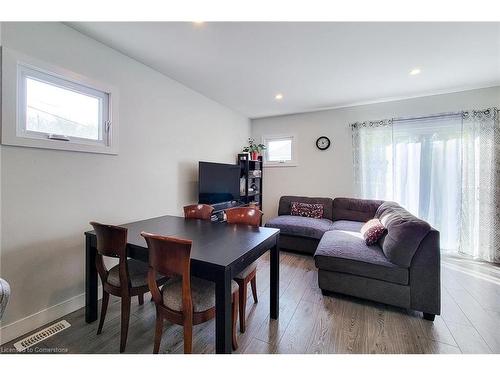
[[250, 274, 258, 304], [97, 291, 109, 335], [232, 291, 239, 351], [120, 296, 131, 353], [183, 317, 193, 354], [238, 280, 247, 333], [138, 293, 144, 306], [153, 311, 163, 354]]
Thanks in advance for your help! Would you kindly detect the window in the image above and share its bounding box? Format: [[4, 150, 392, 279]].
[[19, 64, 111, 146], [352, 109, 500, 263], [353, 115, 463, 251], [262, 135, 297, 166], [1, 49, 118, 154]]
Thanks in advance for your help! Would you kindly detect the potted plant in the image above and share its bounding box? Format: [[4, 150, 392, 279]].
[[242, 138, 266, 160]]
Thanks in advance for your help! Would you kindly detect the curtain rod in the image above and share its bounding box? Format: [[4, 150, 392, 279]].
[[351, 108, 498, 128], [392, 111, 462, 123]]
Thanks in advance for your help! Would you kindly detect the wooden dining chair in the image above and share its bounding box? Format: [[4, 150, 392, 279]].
[[141, 232, 239, 354], [183, 204, 214, 220], [225, 207, 264, 333], [89, 221, 166, 353]]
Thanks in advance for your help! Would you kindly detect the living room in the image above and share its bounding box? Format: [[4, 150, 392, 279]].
[[1, 1, 499, 373]]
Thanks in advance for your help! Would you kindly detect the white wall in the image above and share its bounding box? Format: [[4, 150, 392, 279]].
[[252, 86, 500, 222], [0, 22, 250, 343]]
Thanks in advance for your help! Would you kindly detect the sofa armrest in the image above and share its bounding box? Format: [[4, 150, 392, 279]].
[[0, 278, 11, 322], [409, 229, 441, 315]]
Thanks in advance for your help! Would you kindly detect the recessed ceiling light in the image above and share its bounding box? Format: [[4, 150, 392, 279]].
[[409, 68, 421, 76], [275, 93, 283, 100], [193, 21, 205, 25]]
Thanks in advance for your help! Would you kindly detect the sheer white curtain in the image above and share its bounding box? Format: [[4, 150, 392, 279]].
[[352, 108, 499, 262], [460, 109, 500, 262], [352, 120, 393, 200], [392, 114, 462, 251]]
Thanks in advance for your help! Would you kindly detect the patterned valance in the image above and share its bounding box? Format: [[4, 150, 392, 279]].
[[462, 107, 499, 122], [352, 108, 499, 130], [350, 119, 393, 129]]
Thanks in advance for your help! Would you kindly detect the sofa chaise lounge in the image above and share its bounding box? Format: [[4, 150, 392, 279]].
[[265, 196, 440, 320]]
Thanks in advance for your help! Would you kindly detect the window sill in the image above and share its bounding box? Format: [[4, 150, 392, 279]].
[[1, 135, 118, 155]]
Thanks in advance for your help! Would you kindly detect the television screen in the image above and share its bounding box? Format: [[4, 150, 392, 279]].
[[198, 161, 241, 204]]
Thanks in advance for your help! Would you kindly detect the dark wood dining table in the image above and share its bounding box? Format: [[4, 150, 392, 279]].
[[84, 215, 280, 354]]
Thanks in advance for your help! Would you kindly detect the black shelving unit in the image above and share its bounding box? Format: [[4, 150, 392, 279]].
[[238, 153, 263, 212]]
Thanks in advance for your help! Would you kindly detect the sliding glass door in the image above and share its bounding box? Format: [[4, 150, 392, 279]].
[[352, 108, 499, 262], [392, 115, 462, 251]]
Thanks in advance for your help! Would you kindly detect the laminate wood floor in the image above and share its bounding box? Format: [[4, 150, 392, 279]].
[[2, 252, 499, 354]]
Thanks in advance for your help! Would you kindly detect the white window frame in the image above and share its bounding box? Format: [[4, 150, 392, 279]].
[[262, 134, 298, 167], [1, 48, 119, 155]]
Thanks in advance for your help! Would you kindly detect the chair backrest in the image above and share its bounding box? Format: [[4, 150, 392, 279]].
[[89, 221, 128, 259], [141, 232, 193, 309], [225, 207, 263, 227], [89, 222, 129, 288], [183, 204, 214, 220], [141, 232, 192, 277]]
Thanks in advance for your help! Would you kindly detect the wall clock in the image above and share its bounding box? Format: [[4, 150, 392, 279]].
[[316, 136, 331, 150]]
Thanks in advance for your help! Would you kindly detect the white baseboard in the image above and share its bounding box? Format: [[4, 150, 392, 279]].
[[0, 287, 102, 345]]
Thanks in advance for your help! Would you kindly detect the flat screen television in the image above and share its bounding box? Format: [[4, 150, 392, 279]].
[[198, 161, 241, 205]]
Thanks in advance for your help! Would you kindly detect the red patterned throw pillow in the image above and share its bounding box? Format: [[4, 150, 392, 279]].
[[290, 202, 324, 219], [361, 218, 386, 246]]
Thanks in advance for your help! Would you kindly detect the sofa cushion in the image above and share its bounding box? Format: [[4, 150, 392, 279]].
[[375, 202, 431, 267], [331, 220, 365, 232], [314, 230, 409, 285], [278, 196, 334, 220], [108, 259, 150, 288], [107, 259, 164, 288], [332, 197, 384, 222], [265, 215, 334, 239], [161, 276, 238, 313], [278, 235, 319, 254]]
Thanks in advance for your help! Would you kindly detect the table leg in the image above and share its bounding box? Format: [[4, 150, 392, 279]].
[[85, 233, 98, 323], [215, 268, 232, 354], [270, 241, 279, 319]]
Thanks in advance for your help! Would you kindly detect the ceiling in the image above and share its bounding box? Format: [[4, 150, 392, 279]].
[[69, 22, 500, 119]]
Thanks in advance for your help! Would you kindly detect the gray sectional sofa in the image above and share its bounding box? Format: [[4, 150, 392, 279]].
[[0, 278, 10, 322], [265, 196, 440, 320]]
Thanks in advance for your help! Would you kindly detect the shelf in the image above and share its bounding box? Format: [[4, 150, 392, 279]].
[[238, 157, 261, 161], [242, 192, 261, 197], [237, 153, 263, 212]]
